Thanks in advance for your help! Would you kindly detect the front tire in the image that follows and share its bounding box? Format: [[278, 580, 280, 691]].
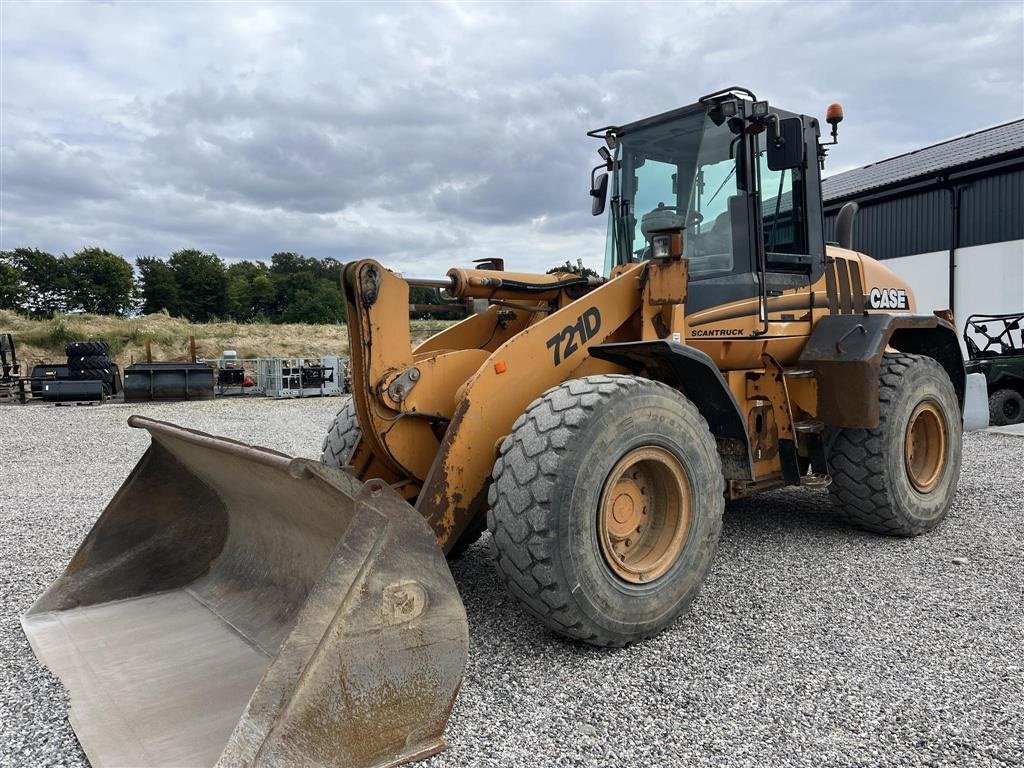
[[487, 374, 724, 647], [320, 397, 484, 558], [828, 353, 962, 536], [320, 397, 361, 468]]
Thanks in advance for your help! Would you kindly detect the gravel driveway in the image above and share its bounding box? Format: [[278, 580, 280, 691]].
[[2, 398, 1021, 768]]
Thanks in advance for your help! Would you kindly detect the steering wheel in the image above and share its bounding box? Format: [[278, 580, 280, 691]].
[[645, 203, 703, 226]]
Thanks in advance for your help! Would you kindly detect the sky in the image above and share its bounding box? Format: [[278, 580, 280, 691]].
[[1, 1, 1022, 277]]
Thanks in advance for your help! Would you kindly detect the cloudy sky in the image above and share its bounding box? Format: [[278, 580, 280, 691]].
[[2, 1, 1022, 276]]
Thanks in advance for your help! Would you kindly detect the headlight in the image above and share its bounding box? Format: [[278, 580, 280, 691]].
[[651, 234, 671, 259], [649, 232, 682, 259]]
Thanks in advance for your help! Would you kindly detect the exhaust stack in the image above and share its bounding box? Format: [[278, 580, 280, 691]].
[[835, 201, 859, 250]]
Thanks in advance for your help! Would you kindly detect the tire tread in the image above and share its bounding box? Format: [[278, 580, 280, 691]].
[[488, 374, 722, 647], [828, 353, 958, 536]]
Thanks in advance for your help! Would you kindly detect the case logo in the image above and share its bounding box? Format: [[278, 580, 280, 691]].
[[868, 287, 908, 310]]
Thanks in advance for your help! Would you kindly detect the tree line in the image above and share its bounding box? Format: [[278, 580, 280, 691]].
[[0, 248, 597, 325], [0, 247, 442, 324]]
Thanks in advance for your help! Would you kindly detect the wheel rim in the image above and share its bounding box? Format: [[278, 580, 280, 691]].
[[904, 400, 947, 493], [1005, 399, 1021, 420], [598, 446, 691, 584]]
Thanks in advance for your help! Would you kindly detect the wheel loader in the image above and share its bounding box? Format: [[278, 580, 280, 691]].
[[23, 87, 970, 767]]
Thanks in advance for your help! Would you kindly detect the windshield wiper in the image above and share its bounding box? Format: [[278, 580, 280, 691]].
[[705, 166, 737, 208]]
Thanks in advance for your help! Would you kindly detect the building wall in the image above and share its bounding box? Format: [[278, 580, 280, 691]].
[[868, 239, 1024, 353], [824, 166, 1024, 260], [954, 239, 1024, 333], [959, 170, 1024, 247], [878, 249, 949, 314], [823, 163, 1023, 355]]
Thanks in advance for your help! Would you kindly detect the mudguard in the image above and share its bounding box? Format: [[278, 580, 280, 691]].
[[799, 313, 965, 428], [590, 339, 753, 480]]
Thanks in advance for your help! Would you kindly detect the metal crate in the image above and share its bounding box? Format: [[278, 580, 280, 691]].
[[258, 356, 344, 399]]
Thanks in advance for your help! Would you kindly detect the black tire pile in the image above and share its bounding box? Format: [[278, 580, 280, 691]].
[[66, 341, 120, 396]]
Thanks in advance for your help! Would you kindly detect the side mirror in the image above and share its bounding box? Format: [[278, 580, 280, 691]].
[[767, 116, 805, 171], [590, 171, 609, 216]]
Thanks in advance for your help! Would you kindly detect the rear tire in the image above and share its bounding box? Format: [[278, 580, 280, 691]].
[[989, 388, 1024, 426], [488, 374, 724, 647], [320, 397, 484, 558], [828, 353, 962, 536]]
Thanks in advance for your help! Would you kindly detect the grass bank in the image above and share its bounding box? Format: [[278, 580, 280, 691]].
[[0, 309, 453, 369]]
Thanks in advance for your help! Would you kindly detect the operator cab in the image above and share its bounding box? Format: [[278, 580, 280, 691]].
[[589, 87, 837, 314]]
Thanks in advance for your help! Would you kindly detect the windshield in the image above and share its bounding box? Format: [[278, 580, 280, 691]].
[[605, 108, 744, 279]]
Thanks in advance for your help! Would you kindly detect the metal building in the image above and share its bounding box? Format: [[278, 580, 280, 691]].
[[822, 119, 1024, 350]]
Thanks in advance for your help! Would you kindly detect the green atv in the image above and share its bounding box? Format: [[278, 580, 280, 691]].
[[964, 312, 1024, 426]]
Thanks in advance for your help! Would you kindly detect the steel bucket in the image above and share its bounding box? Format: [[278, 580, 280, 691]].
[[22, 416, 468, 768]]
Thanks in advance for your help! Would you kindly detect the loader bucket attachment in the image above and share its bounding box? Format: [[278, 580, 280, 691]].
[[21, 416, 468, 768]]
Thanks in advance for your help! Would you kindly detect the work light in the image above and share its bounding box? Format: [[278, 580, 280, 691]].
[[651, 234, 671, 259], [649, 232, 683, 259]]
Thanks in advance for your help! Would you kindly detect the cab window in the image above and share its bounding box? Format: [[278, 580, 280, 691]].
[[684, 155, 738, 278], [758, 135, 807, 255]]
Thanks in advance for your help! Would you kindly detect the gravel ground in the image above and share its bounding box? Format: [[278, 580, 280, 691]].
[[1, 398, 1022, 768]]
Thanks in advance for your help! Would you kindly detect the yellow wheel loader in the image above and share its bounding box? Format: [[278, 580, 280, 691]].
[[23, 87, 968, 767]]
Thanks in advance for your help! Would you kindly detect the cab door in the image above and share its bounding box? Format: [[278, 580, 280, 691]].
[[756, 124, 827, 340]]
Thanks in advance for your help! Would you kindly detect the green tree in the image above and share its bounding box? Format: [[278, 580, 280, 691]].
[[409, 286, 442, 305], [281, 280, 346, 324], [318, 257, 345, 285], [270, 252, 346, 323], [3, 247, 66, 316], [168, 249, 227, 321], [268, 251, 313, 276], [225, 260, 275, 321], [0, 256, 22, 310], [251, 273, 276, 316], [137, 257, 180, 315], [65, 247, 135, 315]]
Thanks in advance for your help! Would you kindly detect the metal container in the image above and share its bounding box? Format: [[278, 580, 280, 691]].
[[41, 380, 104, 403], [123, 362, 215, 402], [30, 364, 70, 397]]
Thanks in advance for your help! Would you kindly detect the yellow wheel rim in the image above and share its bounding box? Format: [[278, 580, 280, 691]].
[[598, 447, 691, 584], [904, 400, 948, 493]]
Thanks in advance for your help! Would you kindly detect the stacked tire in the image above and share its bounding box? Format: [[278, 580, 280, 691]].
[[66, 341, 120, 396]]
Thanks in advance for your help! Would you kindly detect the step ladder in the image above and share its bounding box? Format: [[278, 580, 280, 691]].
[[785, 369, 832, 488]]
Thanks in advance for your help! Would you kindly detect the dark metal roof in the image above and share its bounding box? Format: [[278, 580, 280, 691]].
[[822, 118, 1024, 202]]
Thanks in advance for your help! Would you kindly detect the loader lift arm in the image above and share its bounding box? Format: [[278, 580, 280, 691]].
[[343, 258, 649, 550]]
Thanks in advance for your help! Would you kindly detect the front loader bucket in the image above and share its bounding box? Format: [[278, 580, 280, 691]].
[[21, 416, 468, 768]]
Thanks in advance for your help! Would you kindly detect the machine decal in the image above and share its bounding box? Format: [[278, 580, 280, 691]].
[[691, 328, 744, 337], [547, 307, 601, 366], [868, 287, 909, 310]]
